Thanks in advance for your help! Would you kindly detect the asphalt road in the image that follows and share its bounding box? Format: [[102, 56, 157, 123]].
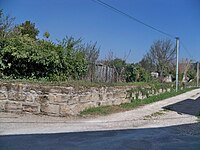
[[0, 122, 200, 150]]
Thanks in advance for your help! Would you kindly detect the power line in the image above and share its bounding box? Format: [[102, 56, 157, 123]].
[[180, 41, 194, 61], [91, 0, 175, 39], [91, 0, 195, 61]]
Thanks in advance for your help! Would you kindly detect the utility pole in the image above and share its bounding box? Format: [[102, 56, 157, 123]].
[[197, 62, 199, 87], [175, 37, 179, 92]]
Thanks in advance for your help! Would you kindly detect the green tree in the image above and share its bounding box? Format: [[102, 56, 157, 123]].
[[58, 36, 88, 80], [43, 31, 50, 39], [1, 36, 61, 78], [17, 21, 39, 39], [109, 58, 126, 82], [126, 64, 150, 82]]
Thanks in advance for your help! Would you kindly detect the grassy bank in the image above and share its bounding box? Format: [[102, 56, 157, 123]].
[[197, 115, 200, 122], [0, 78, 151, 88], [80, 87, 197, 116]]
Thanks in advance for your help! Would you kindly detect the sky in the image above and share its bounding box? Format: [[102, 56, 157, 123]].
[[1, 0, 200, 63]]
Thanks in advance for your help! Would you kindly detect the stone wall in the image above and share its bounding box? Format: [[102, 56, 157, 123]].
[[0, 83, 170, 116], [0, 83, 137, 116]]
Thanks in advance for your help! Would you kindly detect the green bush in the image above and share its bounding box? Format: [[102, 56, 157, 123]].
[[0, 35, 88, 80]]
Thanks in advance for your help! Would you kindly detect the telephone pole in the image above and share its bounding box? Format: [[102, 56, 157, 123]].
[[175, 37, 179, 92], [197, 62, 199, 87]]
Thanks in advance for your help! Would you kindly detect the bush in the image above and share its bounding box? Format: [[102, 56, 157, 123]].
[[0, 35, 88, 80]]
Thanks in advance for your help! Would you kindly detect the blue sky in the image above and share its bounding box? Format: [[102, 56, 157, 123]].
[[1, 0, 200, 63]]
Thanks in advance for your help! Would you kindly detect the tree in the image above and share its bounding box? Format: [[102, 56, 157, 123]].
[[179, 59, 192, 82], [140, 54, 155, 73], [0, 9, 15, 38], [57, 36, 88, 80], [43, 31, 50, 39], [126, 63, 150, 82], [17, 20, 39, 39], [141, 39, 176, 79], [80, 42, 100, 81], [109, 58, 126, 82]]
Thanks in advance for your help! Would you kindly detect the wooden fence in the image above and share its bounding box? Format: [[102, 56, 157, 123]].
[[85, 63, 117, 82]]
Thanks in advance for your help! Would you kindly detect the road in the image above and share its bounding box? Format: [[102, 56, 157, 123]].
[[0, 88, 200, 149]]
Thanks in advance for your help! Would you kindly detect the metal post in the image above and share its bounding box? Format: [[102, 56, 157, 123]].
[[175, 37, 179, 92], [197, 62, 199, 87]]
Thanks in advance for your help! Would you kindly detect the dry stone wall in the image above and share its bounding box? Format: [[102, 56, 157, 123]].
[[0, 83, 170, 116], [0, 83, 136, 116]]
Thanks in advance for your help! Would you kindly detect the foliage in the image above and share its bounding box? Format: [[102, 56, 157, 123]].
[[125, 63, 150, 82], [0, 34, 88, 80], [1, 36, 59, 77], [126, 83, 173, 100], [57, 36, 88, 80], [187, 65, 196, 81], [140, 39, 176, 78], [43, 31, 50, 39], [140, 54, 155, 73], [0, 9, 15, 38], [80, 42, 100, 81], [197, 115, 200, 122], [16, 20, 39, 39], [108, 58, 126, 82]]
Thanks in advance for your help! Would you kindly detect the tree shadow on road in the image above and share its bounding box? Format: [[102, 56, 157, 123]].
[[163, 96, 200, 116]]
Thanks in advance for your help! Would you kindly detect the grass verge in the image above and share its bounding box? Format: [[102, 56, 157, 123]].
[[80, 87, 197, 117], [0, 78, 150, 88], [197, 115, 200, 122]]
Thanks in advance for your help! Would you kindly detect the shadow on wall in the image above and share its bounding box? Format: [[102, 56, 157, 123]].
[[163, 96, 200, 116], [0, 123, 200, 150]]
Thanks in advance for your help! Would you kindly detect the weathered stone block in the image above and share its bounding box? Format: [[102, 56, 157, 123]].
[[122, 98, 131, 103], [112, 99, 123, 105], [49, 87, 74, 94], [79, 94, 91, 103], [71, 102, 96, 115], [0, 100, 7, 111], [8, 92, 26, 101], [100, 100, 113, 106], [5, 101, 22, 111], [92, 94, 99, 102], [0, 91, 7, 100], [138, 92, 143, 100], [49, 94, 70, 104], [99, 93, 106, 101], [22, 103, 39, 112], [49, 88, 62, 93], [25, 94, 34, 102], [59, 104, 72, 116], [113, 91, 126, 98], [106, 93, 113, 99], [6, 83, 23, 92], [167, 88, 171, 92], [40, 104, 60, 115], [64, 87, 74, 93], [35, 95, 48, 103], [68, 96, 78, 105], [0, 85, 7, 91], [30, 90, 37, 94]]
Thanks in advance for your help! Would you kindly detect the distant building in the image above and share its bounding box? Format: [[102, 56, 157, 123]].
[[163, 75, 172, 83], [151, 72, 159, 78]]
